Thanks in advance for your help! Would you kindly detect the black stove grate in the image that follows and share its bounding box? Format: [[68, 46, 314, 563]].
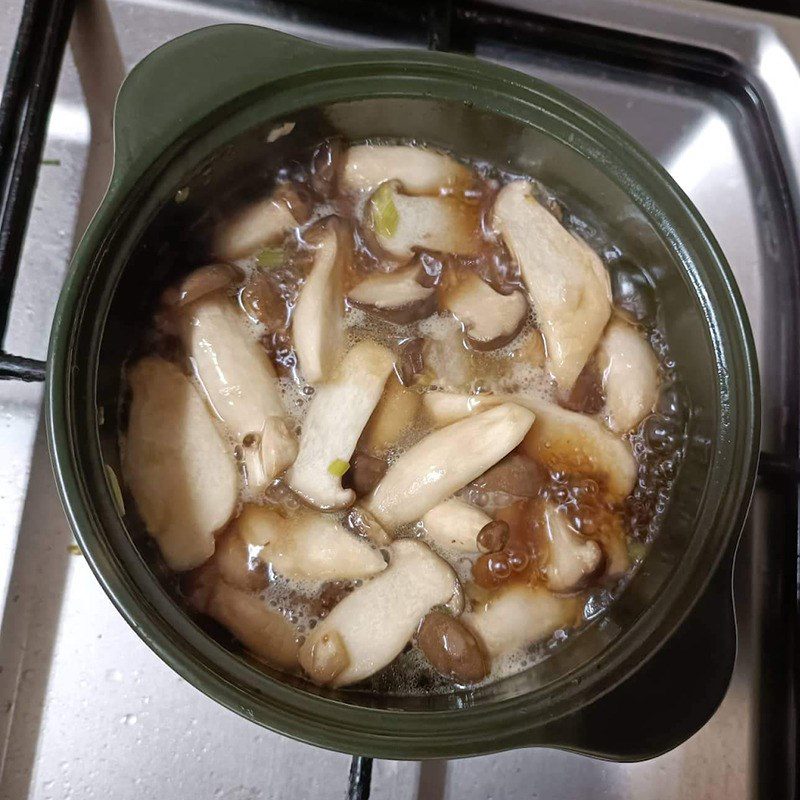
[[0, 2, 797, 799]]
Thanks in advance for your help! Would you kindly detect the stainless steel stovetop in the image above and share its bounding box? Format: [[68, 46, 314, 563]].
[[1, 1, 799, 798]]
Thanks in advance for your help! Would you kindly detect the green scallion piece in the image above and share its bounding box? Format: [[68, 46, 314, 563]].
[[255, 245, 285, 269], [328, 458, 350, 478], [104, 464, 126, 517], [369, 182, 399, 238]]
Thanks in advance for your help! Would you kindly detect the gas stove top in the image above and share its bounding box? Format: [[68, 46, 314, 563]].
[[1, 1, 798, 798]]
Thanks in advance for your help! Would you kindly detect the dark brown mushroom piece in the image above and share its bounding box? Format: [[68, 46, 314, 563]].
[[416, 610, 488, 684], [561, 357, 605, 415], [343, 451, 388, 497], [476, 520, 510, 554], [397, 337, 425, 386], [471, 453, 544, 500]]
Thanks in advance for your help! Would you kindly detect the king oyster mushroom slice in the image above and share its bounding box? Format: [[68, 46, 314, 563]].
[[180, 292, 297, 488], [287, 341, 395, 509], [441, 273, 528, 350], [213, 185, 306, 261], [235, 505, 386, 581], [535, 502, 604, 592], [298, 539, 461, 687], [347, 263, 436, 324], [463, 585, 580, 660], [368, 180, 482, 263], [422, 391, 496, 429], [520, 396, 637, 503], [363, 402, 535, 529], [596, 316, 659, 433], [162, 263, 241, 308], [342, 145, 473, 195], [206, 578, 300, 670], [362, 374, 420, 454], [292, 218, 347, 384], [421, 497, 492, 554], [492, 180, 611, 392], [123, 357, 238, 572]]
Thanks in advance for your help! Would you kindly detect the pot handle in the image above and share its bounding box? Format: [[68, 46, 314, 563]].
[[112, 24, 330, 184]]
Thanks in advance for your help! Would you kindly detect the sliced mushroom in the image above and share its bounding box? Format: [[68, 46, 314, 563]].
[[362, 374, 420, 453], [299, 630, 350, 686], [292, 218, 347, 384], [421, 391, 495, 428], [492, 181, 611, 391], [520, 397, 637, 503], [212, 527, 268, 592], [180, 292, 297, 488], [417, 610, 488, 684], [534, 502, 604, 592], [367, 180, 482, 262], [346, 506, 392, 547], [206, 579, 300, 671], [342, 145, 473, 195], [162, 264, 241, 308], [597, 317, 659, 433], [421, 498, 492, 553], [123, 357, 238, 572], [472, 453, 544, 500], [298, 539, 460, 687], [363, 402, 535, 529], [441, 273, 528, 350], [347, 263, 436, 324], [235, 505, 386, 582], [286, 341, 395, 509], [462, 584, 580, 660], [213, 186, 306, 260]]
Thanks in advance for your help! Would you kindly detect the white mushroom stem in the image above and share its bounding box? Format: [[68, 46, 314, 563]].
[[342, 145, 473, 195], [213, 192, 299, 261], [520, 396, 637, 503], [369, 180, 481, 262], [292, 218, 346, 384], [347, 263, 435, 322], [463, 585, 580, 660], [206, 579, 300, 670], [298, 540, 460, 687], [181, 292, 297, 487], [537, 502, 604, 592], [597, 317, 659, 433], [286, 341, 395, 509], [422, 498, 491, 554], [235, 505, 386, 581], [123, 357, 238, 572], [441, 273, 528, 350], [363, 402, 535, 529], [422, 391, 498, 428], [492, 180, 610, 391]]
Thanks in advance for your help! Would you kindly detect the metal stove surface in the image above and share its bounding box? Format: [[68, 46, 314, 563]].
[[1, 1, 798, 798]]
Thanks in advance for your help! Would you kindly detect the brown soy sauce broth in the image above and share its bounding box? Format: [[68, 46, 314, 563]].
[[126, 135, 688, 695]]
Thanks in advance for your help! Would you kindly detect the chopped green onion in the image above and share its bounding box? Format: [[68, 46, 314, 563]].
[[369, 182, 399, 238], [41, 158, 61, 167], [255, 245, 285, 269], [104, 464, 126, 517], [328, 458, 350, 478], [68, 543, 83, 556], [174, 186, 190, 203]]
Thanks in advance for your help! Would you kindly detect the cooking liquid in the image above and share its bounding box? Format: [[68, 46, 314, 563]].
[[127, 139, 686, 694]]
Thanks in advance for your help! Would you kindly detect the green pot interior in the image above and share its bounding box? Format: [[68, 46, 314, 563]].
[[49, 41, 758, 759]]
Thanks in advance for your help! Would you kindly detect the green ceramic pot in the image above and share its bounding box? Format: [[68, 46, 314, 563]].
[[46, 25, 759, 759]]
